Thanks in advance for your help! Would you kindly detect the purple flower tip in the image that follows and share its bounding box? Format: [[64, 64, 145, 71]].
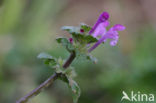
[[101, 11, 109, 20], [113, 24, 125, 31], [89, 12, 110, 34]]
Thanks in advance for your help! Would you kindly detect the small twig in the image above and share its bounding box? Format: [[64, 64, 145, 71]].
[[16, 52, 76, 103], [63, 51, 76, 68], [16, 73, 59, 103]]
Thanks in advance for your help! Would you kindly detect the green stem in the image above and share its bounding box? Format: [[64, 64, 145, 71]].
[[16, 51, 76, 103]]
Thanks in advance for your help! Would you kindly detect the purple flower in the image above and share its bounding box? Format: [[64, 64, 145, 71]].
[[89, 12, 109, 34], [92, 20, 109, 38], [88, 12, 125, 53]]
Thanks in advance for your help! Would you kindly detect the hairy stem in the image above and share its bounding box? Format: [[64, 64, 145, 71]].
[[63, 51, 76, 68], [16, 51, 76, 103]]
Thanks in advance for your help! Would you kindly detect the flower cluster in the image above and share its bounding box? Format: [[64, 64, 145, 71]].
[[88, 12, 125, 52], [59, 11, 125, 62]]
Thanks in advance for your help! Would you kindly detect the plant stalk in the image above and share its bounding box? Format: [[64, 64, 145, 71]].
[[16, 51, 76, 103]]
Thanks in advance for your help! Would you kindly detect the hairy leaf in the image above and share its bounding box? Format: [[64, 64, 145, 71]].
[[85, 35, 98, 43], [61, 26, 80, 34], [68, 78, 81, 103], [57, 66, 80, 103], [80, 23, 91, 32], [86, 54, 98, 64], [56, 37, 74, 52], [37, 52, 53, 59], [37, 52, 57, 67]]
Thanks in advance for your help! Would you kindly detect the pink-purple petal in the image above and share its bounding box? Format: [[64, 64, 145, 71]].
[[100, 11, 110, 22], [92, 21, 109, 38], [110, 39, 118, 46], [89, 12, 110, 34], [113, 24, 125, 31]]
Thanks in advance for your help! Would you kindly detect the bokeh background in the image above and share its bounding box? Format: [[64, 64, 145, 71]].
[[0, 0, 156, 103]]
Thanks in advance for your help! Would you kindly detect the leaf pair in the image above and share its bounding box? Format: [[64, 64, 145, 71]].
[[61, 24, 97, 44]]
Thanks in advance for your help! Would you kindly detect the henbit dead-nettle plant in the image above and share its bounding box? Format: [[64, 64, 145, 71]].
[[16, 11, 125, 103]]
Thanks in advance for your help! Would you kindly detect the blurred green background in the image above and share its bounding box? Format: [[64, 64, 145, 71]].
[[0, 0, 156, 103]]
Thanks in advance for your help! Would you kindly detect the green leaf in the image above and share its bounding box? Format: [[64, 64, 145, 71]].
[[57, 66, 80, 103], [55, 58, 65, 73], [80, 23, 91, 32], [71, 32, 97, 44], [44, 59, 57, 67], [59, 75, 81, 103], [65, 67, 77, 78], [37, 52, 57, 67], [37, 52, 53, 59], [61, 26, 80, 34], [86, 54, 98, 64], [57, 57, 65, 66], [85, 35, 98, 43], [56, 37, 69, 45], [71, 33, 84, 41], [58, 74, 69, 83], [68, 78, 81, 103], [56, 37, 75, 52], [55, 67, 64, 74]]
